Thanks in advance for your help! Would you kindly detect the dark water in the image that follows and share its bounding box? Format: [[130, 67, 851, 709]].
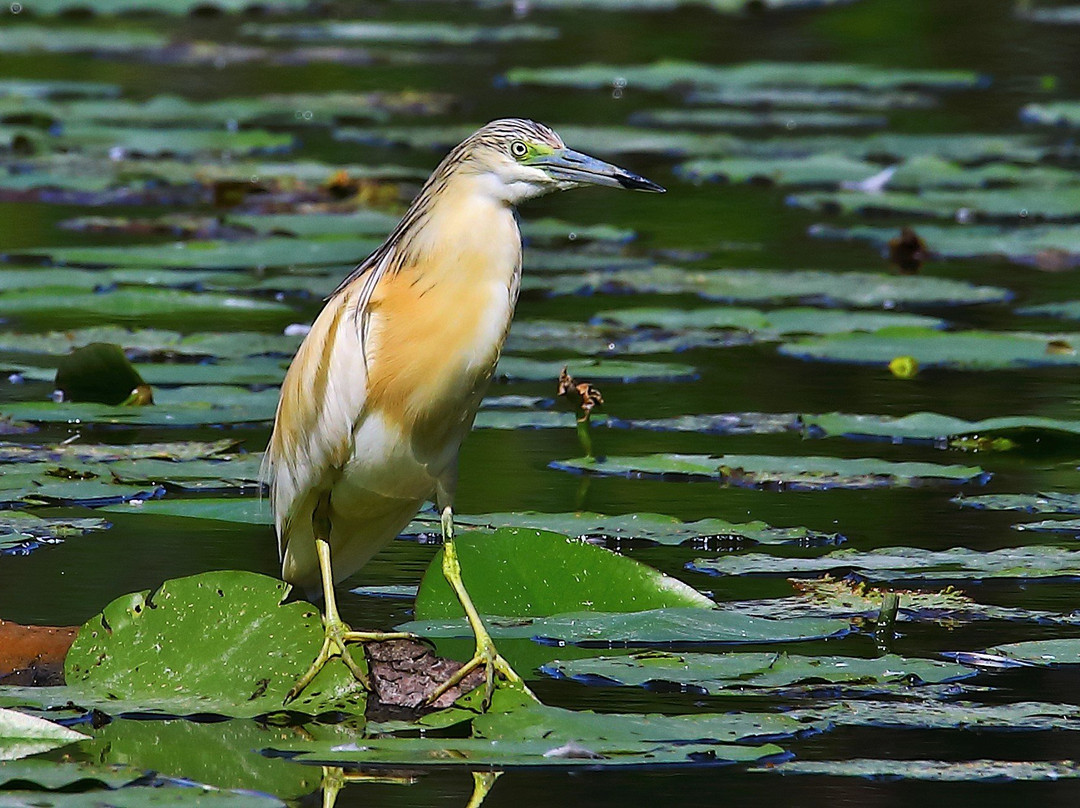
[[3, 0, 1080, 804]]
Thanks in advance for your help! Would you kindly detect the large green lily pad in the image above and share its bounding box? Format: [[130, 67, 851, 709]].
[[788, 188, 1080, 221], [54, 570, 366, 717], [495, 356, 698, 382], [553, 453, 987, 489], [243, 21, 558, 44], [0, 512, 109, 550], [690, 546, 1080, 581], [631, 108, 887, 130], [952, 492, 1080, 514], [594, 305, 946, 334], [542, 651, 973, 693], [984, 639, 1080, 666], [798, 700, 1080, 731], [413, 528, 714, 620]]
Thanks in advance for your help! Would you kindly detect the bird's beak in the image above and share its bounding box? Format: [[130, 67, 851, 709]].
[[534, 148, 666, 193]]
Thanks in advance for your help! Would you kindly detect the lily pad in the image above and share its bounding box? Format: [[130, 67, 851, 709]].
[[0, 708, 86, 760], [400, 607, 850, 646], [952, 492, 1080, 514], [0, 79, 120, 99], [413, 528, 714, 621], [755, 759, 1080, 781], [780, 328, 1080, 370], [809, 222, 1080, 266], [243, 21, 558, 44], [526, 267, 1010, 307], [1016, 300, 1080, 320], [495, 356, 698, 382], [101, 497, 272, 524], [686, 86, 935, 109], [690, 545, 1080, 582], [1021, 101, 1080, 126], [801, 411, 1080, 444], [0, 287, 291, 322], [631, 108, 887, 130], [984, 638, 1080, 666], [553, 453, 987, 489], [798, 700, 1080, 731], [503, 61, 985, 92], [12, 0, 310, 13], [0, 512, 109, 550], [788, 188, 1080, 221], [0, 758, 142, 790], [55, 570, 366, 717], [10, 237, 380, 269], [0, 387, 281, 428], [542, 651, 973, 694], [593, 305, 947, 334]]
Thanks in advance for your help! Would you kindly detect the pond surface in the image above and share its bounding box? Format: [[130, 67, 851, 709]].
[[2, 0, 1080, 804]]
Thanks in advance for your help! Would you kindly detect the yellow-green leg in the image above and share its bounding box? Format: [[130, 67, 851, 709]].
[[426, 505, 530, 708], [285, 494, 415, 705]]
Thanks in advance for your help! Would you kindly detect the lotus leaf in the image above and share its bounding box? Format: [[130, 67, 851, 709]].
[[631, 108, 887, 130], [788, 188, 1080, 221], [243, 21, 558, 44], [985, 638, 1080, 666], [801, 411, 1080, 444]]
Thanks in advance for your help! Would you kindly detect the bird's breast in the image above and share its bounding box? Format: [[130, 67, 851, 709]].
[[362, 238, 520, 462]]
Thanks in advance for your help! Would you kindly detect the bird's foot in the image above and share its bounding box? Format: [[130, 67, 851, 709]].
[[285, 619, 416, 705], [425, 629, 530, 710]]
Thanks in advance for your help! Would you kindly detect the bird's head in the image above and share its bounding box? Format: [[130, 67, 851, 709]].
[[454, 118, 665, 205]]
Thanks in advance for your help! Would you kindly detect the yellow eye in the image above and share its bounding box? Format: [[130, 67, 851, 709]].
[[509, 140, 529, 158]]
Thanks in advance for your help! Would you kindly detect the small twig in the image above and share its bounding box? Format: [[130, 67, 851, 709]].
[[557, 367, 603, 459]]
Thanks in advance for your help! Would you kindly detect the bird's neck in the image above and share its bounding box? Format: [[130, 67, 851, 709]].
[[401, 172, 522, 282]]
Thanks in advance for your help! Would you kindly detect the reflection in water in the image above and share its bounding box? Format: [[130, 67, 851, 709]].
[[317, 766, 501, 808]]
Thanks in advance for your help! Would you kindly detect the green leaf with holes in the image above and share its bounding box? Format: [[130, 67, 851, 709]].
[[46, 571, 367, 717]]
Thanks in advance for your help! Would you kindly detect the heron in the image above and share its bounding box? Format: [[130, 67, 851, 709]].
[[265, 118, 664, 706]]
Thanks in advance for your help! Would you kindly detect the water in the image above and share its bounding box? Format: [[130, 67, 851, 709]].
[[3, 0, 1080, 803]]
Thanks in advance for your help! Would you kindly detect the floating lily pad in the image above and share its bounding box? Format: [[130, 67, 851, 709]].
[[1013, 518, 1080, 534], [506, 319, 742, 355], [809, 223, 1080, 265], [526, 267, 1010, 307], [687, 86, 935, 109], [553, 454, 987, 489], [690, 546, 1080, 581], [455, 0, 859, 11], [400, 607, 850, 646], [679, 153, 1080, 189], [952, 491, 1080, 514], [0, 386, 280, 428], [0, 288, 291, 323], [440, 511, 839, 548], [495, 356, 698, 382], [788, 188, 1080, 221], [0, 512, 109, 550], [0, 79, 120, 99], [755, 759, 1080, 781], [0, 475, 161, 508], [780, 328, 1080, 370], [503, 61, 985, 92], [0, 708, 86, 761], [0, 758, 142, 790], [51, 571, 367, 717], [243, 21, 558, 44], [0, 328, 302, 360], [798, 700, 1080, 731], [605, 412, 803, 437], [1021, 101, 1080, 127], [10, 237, 379, 269], [631, 108, 887, 130], [593, 305, 947, 334], [0, 26, 168, 55], [101, 497, 272, 524], [801, 411, 1080, 444], [1016, 300, 1080, 320], [984, 638, 1080, 666], [543, 651, 972, 694], [12, 0, 310, 13], [414, 528, 714, 621]]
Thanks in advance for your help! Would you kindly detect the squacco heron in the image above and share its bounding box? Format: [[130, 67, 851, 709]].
[[265, 118, 664, 705]]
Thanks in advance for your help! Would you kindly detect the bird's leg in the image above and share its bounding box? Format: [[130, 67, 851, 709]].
[[285, 494, 414, 704], [426, 505, 531, 708]]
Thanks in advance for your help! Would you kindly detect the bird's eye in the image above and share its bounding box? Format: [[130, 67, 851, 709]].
[[509, 140, 529, 158]]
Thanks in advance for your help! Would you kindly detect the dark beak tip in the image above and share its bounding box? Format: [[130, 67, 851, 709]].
[[618, 173, 666, 193]]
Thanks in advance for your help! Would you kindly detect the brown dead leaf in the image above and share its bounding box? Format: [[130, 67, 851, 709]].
[[888, 227, 928, 274], [0, 620, 78, 686], [364, 638, 485, 714], [557, 367, 603, 422]]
